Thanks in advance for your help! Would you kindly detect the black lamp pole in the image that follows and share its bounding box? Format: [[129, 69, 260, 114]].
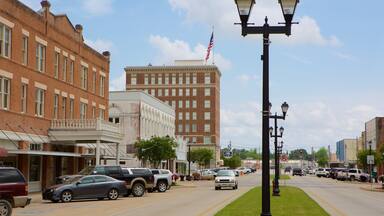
[[234, 1, 299, 215], [188, 143, 191, 178]]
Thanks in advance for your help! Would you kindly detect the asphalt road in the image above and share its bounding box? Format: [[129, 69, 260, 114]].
[[14, 172, 260, 216], [288, 175, 384, 216]]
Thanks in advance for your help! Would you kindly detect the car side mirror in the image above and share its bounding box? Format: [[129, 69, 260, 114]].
[[76, 181, 81, 186]]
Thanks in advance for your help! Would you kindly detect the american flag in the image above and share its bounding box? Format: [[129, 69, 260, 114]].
[[205, 32, 214, 61]]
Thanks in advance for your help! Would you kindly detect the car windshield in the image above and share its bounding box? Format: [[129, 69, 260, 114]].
[[78, 166, 95, 175], [217, 170, 235, 177], [64, 176, 82, 184]]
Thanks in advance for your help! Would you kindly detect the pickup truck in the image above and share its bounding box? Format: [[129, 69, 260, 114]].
[[57, 166, 154, 197], [348, 168, 369, 182], [0, 167, 31, 216], [150, 169, 172, 192]]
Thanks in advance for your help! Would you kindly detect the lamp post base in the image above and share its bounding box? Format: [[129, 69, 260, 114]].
[[261, 213, 272, 216]]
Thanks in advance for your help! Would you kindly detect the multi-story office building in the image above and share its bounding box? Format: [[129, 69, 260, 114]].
[[125, 60, 221, 166], [336, 139, 357, 165], [0, 0, 120, 191]]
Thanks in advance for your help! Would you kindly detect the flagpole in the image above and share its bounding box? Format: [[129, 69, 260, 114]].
[[212, 25, 215, 65]]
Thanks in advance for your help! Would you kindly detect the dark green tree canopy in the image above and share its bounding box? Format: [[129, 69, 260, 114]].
[[135, 136, 177, 168], [289, 149, 309, 160], [188, 148, 214, 168], [357, 149, 382, 170], [315, 147, 329, 167], [223, 155, 241, 169]]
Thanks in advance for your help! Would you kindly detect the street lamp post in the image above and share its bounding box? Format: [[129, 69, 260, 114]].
[[269, 102, 288, 196], [234, 1, 299, 215], [277, 141, 283, 178]]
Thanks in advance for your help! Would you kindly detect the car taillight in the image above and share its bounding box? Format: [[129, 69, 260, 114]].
[[25, 185, 28, 193]]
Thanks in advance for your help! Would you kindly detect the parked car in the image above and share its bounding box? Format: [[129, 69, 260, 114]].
[[292, 168, 305, 176], [215, 170, 238, 190], [236, 167, 251, 175], [0, 167, 31, 216], [230, 169, 239, 177], [329, 168, 341, 179], [308, 168, 316, 175], [57, 166, 154, 197], [150, 169, 172, 192], [348, 169, 369, 182], [336, 169, 349, 181], [325, 168, 331, 177], [250, 168, 257, 173], [315, 168, 327, 177], [200, 170, 217, 180], [42, 175, 126, 203], [284, 166, 292, 173]]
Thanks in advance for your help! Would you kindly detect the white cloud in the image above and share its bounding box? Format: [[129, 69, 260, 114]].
[[19, 0, 43, 10], [169, 0, 340, 46], [82, 0, 114, 15], [85, 38, 113, 53], [236, 74, 259, 84], [149, 35, 232, 71], [109, 72, 126, 91]]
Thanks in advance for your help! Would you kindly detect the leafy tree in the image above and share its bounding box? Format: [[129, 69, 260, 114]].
[[289, 149, 309, 160], [315, 147, 329, 167], [357, 149, 382, 171], [223, 155, 241, 168], [135, 136, 177, 168], [188, 148, 214, 168]]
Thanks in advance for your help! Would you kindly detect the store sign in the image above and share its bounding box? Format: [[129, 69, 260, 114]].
[[367, 155, 374, 165], [0, 148, 8, 157]]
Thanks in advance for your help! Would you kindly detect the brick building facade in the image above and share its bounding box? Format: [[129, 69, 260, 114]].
[[0, 0, 114, 191], [125, 60, 221, 166]]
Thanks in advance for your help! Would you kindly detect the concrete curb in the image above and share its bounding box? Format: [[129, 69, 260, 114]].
[[360, 186, 384, 192]]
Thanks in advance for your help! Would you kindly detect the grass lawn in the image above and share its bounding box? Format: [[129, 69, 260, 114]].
[[215, 186, 329, 216], [271, 174, 291, 180]]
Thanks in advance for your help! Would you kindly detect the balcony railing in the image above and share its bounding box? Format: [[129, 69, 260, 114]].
[[50, 119, 121, 134]]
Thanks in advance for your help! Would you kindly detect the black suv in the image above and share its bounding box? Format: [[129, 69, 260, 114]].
[[292, 168, 305, 176]]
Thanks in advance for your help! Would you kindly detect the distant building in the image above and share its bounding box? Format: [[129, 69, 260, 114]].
[[365, 117, 384, 150], [336, 139, 357, 165], [125, 60, 221, 167]]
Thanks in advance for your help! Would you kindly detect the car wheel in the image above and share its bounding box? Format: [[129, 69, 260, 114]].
[[108, 188, 119, 200], [0, 200, 12, 216], [350, 176, 355, 181], [132, 183, 145, 197], [157, 181, 168, 193], [61, 190, 73, 202]]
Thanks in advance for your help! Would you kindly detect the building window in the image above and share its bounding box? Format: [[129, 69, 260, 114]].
[[0, 77, 10, 110], [185, 124, 190, 132], [53, 94, 59, 119], [185, 100, 190, 108], [54, 52, 59, 79], [172, 74, 176, 84], [204, 100, 211, 108], [171, 101, 176, 109], [69, 60, 74, 84], [186, 89, 190, 96], [22, 36, 28, 65], [192, 73, 197, 84], [204, 112, 211, 120], [165, 74, 169, 84], [144, 74, 149, 85], [92, 106, 96, 118], [0, 24, 11, 58], [185, 112, 190, 120], [62, 97, 66, 119], [158, 75, 162, 84], [205, 88, 211, 96], [92, 71, 96, 93], [205, 73, 211, 84], [192, 112, 197, 120], [178, 124, 183, 133], [178, 89, 183, 96], [131, 74, 137, 85], [178, 100, 183, 108], [204, 124, 211, 132], [192, 100, 197, 108], [36, 43, 46, 72], [99, 108, 105, 120], [186, 74, 190, 84], [192, 124, 197, 132], [151, 74, 155, 84], [150, 89, 155, 96], [35, 88, 45, 117], [204, 136, 211, 144], [80, 102, 87, 119], [62, 57, 67, 81], [192, 88, 197, 96], [100, 75, 105, 97], [165, 89, 169, 96], [172, 89, 176, 96], [69, 98, 74, 119], [158, 89, 162, 96], [178, 75, 183, 84], [21, 84, 27, 113], [178, 112, 183, 120], [81, 66, 88, 90], [192, 137, 197, 143]]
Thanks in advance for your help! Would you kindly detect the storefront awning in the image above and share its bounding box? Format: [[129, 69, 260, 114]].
[[7, 150, 81, 157]]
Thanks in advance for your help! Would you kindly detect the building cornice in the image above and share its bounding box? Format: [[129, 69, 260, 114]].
[[125, 65, 222, 77]]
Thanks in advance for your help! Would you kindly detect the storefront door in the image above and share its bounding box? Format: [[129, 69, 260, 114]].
[[29, 156, 42, 192]]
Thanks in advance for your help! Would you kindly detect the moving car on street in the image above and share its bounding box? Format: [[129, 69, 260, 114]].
[[215, 170, 238, 190], [43, 175, 126, 203], [0, 167, 31, 216]]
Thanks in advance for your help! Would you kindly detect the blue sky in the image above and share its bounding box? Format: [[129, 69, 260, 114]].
[[21, 0, 384, 153]]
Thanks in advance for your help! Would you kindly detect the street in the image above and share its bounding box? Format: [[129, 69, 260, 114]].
[[288, 175, 384, 216], [14, 173, 260, 216]]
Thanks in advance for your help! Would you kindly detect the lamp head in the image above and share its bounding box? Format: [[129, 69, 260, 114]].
[[235, 0, 255, 27]]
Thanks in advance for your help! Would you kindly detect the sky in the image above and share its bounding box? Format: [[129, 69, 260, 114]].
[[20, 0, 384, 153]]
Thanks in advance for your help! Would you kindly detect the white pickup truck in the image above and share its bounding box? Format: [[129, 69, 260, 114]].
[[150, 169, 173, 192], [348, 168, 369, 181]]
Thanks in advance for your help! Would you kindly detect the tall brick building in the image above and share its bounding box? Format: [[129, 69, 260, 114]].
[[0, 0, 121, 192], [125, 60, 221, 166]]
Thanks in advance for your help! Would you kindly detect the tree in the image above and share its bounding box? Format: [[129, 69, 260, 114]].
[[357, 149, 382, 171], [289, 149, 309, 160], [188, 148, 214, 168], [135, 136, 177, 168], [315, 147, 329, 167], [223, 155, 241, 168]]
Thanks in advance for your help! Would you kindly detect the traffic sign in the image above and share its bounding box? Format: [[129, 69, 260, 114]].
[[367, 155, 374, 165], [223, 150, 233, 159]]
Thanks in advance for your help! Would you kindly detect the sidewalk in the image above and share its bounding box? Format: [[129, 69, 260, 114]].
[[360, 183, 384, 192]]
